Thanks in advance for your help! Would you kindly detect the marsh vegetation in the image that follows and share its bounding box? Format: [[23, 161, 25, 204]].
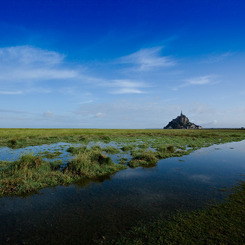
[[0, 129, 245, 197], [0, 128, 244, 149], [0, 149, 125, 197]]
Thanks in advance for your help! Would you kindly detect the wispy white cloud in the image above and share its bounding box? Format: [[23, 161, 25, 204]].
[[43, 111, 55, 118], [0, 45, 64, 65], [0, 90, 23, 95], [111, 88, 145, 94], [25, 87, 52, 94], [78, 99, 94, 104], [112, 79, 145, 88], [0, 45, 80, 82], [95, 112, 106, 118], [0, 45, 156, 96], [172, 75, 217, 91], [108, 79, 148, 94], [0, 88, 51, 96], [1, 68, 78, 81], [118, 47, 176, 71], [201, 52, 233, 64], [0, 109, 30, 114], [185, 75, 215, 85]]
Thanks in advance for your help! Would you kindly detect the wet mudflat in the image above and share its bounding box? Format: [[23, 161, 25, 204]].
[[0, 140, 245, 244]]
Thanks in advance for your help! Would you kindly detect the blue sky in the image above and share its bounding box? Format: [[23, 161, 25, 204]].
[[0, 0, 245, 128]]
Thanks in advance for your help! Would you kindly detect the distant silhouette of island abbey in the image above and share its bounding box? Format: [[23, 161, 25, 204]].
[[164, 112, 202, 129]]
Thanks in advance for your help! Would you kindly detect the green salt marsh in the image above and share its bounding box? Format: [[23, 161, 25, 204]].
[[0, 129, 245, 244], [0, 129, 245, 196]]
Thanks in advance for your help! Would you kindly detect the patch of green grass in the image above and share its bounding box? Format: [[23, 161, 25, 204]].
[[67, 146, 87, 154], [166, 145, 175, 152], [102, 146, 121, 154], [78, 135, 89, 142], [7, 139, 18, 148], [0, 128, 244, 149], [121, 144, 136, 152], [118, 158, 128, 165], [155, 144, 190, 159], [138, 143, 149, 149], [90, 145, 102, 151], [99, 135, 111, 143], [49, 160, 63, 170], [98, 181, 245, 245], [38, 150, 62, 159], [0, 154, 73, 196], [156, 144, 174, 154], [0, 161, 11, 168], [68, 149, 125, 178], [128, 151, 158, 168], [0, 149, 126, 197], [130, 148, 144, 157]]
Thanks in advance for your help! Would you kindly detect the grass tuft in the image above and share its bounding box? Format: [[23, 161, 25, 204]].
[[67, 146, 87, 154], [0, 149, 126, 197], [68, 148, 125, 177], [0, 153, 72, 196], [121, 144, 136, 152], [119, 158, 128, 165], [8, 139, 18, 148], [102, 146, 121, 154], [128, 151, 158, 168], [38, 150, 62, 159]]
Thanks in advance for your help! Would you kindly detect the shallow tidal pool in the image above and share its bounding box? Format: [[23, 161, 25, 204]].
[[0, 140, 244, 244]]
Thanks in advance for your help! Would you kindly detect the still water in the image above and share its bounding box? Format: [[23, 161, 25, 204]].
[[0, 140, 244, 244]]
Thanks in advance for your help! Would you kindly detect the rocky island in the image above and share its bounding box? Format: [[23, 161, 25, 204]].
[[164, 112, 202, 129]]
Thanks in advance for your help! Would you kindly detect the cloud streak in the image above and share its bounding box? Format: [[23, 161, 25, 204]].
[[201, 52, 233, 64], [43, 111, 55, 118], [172, 75, 217, 91], [118, 47, 176, 71], [108, 79, 149, 94], [185, 75, 215, 85], [0, 91, 23, 95], [0, 45, 80, 82], [111, 88, 144, 94], [0, 46, 154, 96]]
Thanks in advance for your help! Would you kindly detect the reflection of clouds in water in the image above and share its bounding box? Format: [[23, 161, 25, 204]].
[[225, 140, 245, 152], [137, 192, 166, 205], [115, 169, 148, 179], [192, 140, 245, 157], [137, 190, 171, 203], [193, 145, 221, 157], [115, 167, 157, 179], [190, 174, 211, 183]]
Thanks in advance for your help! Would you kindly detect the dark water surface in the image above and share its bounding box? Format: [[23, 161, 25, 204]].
[[0, 141, 244, 244]]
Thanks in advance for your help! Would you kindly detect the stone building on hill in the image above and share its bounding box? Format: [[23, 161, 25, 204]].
[[164, 112, 202, 129]]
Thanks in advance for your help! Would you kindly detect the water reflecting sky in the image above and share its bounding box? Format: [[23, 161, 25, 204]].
[[0, 140, 244, 244]]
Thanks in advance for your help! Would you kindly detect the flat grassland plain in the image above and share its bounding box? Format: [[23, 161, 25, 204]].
[[0, 128, 245, 244]]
